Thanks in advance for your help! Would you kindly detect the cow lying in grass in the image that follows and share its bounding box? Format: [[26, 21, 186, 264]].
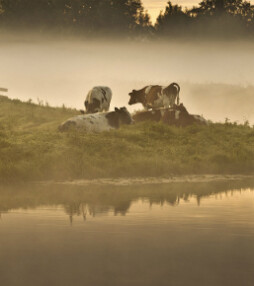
[[132, 104, 208, 127], [84, 86, 112, 114], [128, 83, 180, 110], [59, 107, 132, 132]]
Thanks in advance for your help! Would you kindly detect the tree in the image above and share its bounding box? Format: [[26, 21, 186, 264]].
[[190, 0, 254, 20], [0, 0, 151, 35], [78, 0, 151, 34], [155, 1, 190, 36], [189, 0, 254, 36], [154, 0, 254, 38]]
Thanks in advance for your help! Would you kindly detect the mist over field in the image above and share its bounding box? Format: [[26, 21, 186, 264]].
[[1, 37, 254, 123]]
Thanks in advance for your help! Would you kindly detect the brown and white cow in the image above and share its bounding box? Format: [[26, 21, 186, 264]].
[[128, 83, 180, 110], [59, 107, 133, 132], [132, 104, 208, 127]]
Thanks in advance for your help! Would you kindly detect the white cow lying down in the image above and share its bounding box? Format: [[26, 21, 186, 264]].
[[85, 86, 112, 113], [59, 107, 133, 132]]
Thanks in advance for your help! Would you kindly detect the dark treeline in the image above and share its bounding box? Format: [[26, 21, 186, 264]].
[[156, 0, 254, 38], [0, 0, 152, 36], [0, 0, 254, 38]]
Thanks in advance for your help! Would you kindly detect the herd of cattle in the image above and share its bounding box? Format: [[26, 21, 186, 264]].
[[59, 83, 208, 132]]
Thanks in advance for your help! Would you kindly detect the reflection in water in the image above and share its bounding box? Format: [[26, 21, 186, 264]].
[[0, 180, 254, 286], [0, 179, 253, 221]]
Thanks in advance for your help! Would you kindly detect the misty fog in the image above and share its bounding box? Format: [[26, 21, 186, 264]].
[[1, 37, 254, 123]]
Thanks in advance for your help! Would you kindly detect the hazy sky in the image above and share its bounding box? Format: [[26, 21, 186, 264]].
[[142, 0, 198, 22], [143, 0, 254, 22]]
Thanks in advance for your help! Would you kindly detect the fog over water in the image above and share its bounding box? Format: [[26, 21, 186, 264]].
[[1, 38, 254, 123]]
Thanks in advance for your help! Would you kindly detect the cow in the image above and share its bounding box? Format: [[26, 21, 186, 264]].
[[132, 104, 208, 127], [84, 86, 112, 114], [128, 83, 180, 110], [59, 107, 133, 132]]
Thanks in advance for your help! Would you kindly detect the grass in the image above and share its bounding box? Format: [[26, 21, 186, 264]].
[[0, 95, 254, 182]]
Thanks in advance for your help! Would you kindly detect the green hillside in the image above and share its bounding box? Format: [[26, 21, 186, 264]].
[[0, 95, 254, 182]]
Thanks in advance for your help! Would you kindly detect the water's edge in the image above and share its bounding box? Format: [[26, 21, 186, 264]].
[[39, 174, 254, 186]]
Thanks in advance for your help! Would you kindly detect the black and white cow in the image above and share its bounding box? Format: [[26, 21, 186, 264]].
[[59, 107, 133, 132], [84, 86, 112, 114], [132, 104, 208, 127], [128, 83, 180, 110]]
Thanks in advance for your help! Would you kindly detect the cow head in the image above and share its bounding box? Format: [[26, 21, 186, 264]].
[[128, 89, 144, 105], [85, 98, 101, 113], [59, 120, 77, 132], [192, 115, 209, 125], [115, 107, 133, 125], [174, 103, 189, 115]]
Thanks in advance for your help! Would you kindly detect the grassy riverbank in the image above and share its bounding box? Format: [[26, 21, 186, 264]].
[[0, 95, 254, 182]]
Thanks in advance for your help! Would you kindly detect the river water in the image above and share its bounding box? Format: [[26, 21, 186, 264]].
[[0, 180, 254, 286]]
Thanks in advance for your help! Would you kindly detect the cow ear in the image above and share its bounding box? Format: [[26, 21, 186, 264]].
[[115, 107, 119, 112]]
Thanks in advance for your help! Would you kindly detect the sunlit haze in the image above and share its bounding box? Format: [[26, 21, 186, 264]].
[[142, 0, 199, 22], [143, 0, 254, 22]]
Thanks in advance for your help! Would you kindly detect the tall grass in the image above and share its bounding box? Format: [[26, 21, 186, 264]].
[[0, 95, 254, 182]]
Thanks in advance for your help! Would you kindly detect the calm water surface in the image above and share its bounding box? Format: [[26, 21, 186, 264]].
[[0, 181, 254, 286]]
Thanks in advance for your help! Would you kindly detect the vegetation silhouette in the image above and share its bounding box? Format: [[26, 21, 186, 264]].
[[0, 0, 254, 38], [156, 0, 254, 38], [0, 0, 151, 35]]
